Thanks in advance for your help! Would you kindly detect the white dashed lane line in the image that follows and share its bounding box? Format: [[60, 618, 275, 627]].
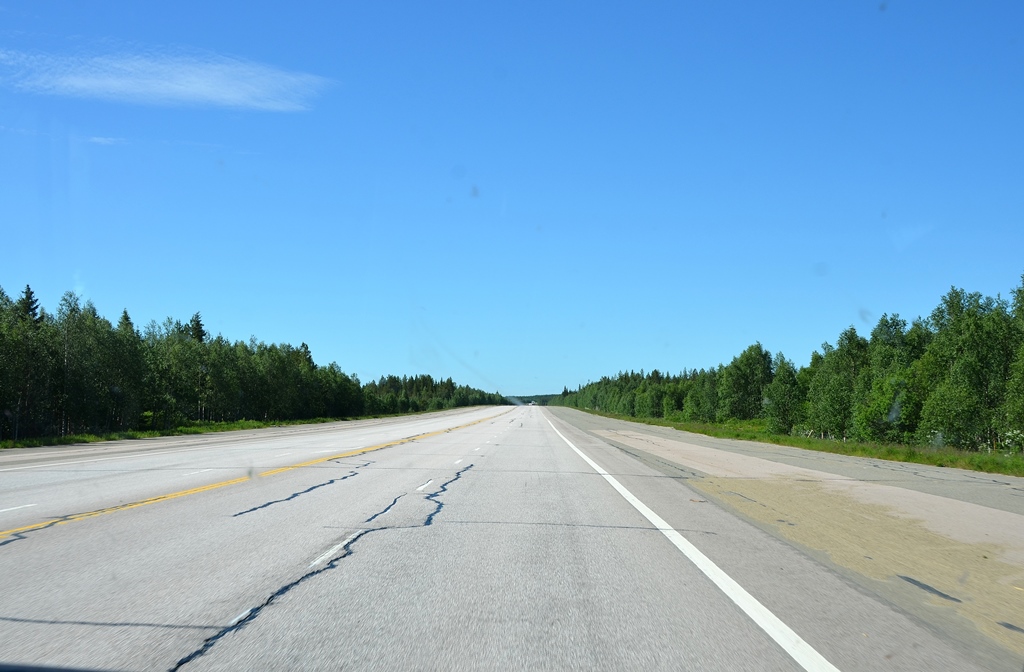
[[310, 529, 365, 568], [0, 504, 36, 514]]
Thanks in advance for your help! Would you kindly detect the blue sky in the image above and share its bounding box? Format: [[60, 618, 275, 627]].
[[1, 1, 1022, 395]]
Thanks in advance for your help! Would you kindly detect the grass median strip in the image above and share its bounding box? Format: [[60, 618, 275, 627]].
[[0, 410, 508, 543]]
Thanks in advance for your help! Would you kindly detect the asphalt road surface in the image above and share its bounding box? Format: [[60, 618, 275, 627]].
[[1, 406, 1021, 671]]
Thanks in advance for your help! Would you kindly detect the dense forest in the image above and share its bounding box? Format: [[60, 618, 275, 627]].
[[552, 276, 1024, 452], [0, 285, 505, 442]]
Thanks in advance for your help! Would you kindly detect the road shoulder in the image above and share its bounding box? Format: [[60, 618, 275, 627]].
[[549, 407, 1024, 668]]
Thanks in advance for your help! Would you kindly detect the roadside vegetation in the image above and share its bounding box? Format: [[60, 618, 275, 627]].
[[551, 273, 1024, 477], [0, 285, 505, 448]]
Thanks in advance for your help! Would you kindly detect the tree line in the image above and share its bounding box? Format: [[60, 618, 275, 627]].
[[551, 275, 1024, 452], [0, 285, 506, 441]]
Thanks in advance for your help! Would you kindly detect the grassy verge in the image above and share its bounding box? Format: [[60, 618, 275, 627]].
[[563, 407, 1024, 478]]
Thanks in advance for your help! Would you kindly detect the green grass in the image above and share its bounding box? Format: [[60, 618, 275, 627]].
[[567, 408, 1024, 478]]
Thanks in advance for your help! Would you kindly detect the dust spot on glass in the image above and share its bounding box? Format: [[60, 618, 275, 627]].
[[813, 263, 828, 277], [859, 308, 872, 324], [471, 185, 479, 197], [451, 165, 467, 179]]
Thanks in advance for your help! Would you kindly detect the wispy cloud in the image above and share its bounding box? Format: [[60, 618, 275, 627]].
[[0, 48, 328, 111], [87, 136, 124, 145]]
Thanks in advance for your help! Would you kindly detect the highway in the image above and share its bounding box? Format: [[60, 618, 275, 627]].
[[1, 405, 1021, 671]]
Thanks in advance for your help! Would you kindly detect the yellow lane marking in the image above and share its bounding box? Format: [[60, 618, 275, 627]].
[[0, 409, 511, 541], [0, 477, 251, 540], [260, 411, 502, 476]]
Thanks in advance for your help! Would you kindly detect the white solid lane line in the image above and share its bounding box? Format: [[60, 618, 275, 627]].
[[310, 529, 365, 568], [416, 479, 433, 492], [544, 417, 840, 672], [0, 504, 36, 514]]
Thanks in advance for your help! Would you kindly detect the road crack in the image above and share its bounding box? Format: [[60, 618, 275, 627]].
[[424, 464, 474, 526], [170, 463, 475, 671], [364, 493, 404, 523], [233, 471, 359, 518], [167, 527, 381, 671]]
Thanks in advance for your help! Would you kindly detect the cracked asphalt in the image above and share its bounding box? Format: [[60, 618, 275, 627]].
[[0, 407, 1015, 670]]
